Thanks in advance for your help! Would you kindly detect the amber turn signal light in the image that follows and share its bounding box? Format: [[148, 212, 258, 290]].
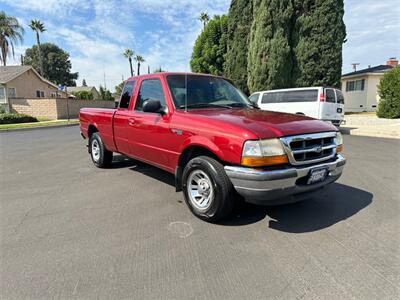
[[336, 145, 343, 153], [241, 155, 289, 167]]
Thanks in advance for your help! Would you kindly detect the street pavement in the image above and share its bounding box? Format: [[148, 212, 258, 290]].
[[1, 126, 399, 299]]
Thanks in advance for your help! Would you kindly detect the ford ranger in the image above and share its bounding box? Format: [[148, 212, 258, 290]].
[[80, 73, 346, 222]]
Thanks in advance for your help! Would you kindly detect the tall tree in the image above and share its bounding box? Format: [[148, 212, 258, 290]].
[[134, 55, 145, 75], [224, 0, 253, 94], [292, 0, 346, 88], [29, 19, 46, 76], [0, 11, 24, 66], [198, 12, 210, 29], [247, 0, 294, 93], [190, 15, 228, 76], [24, 43, 78, 86], [123, 49, 134, 77]]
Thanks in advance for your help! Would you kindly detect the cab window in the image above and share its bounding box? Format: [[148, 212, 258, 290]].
[[119, 81, 136, 109], [249, 93, 260, 104], [135, 79, 166, 111]]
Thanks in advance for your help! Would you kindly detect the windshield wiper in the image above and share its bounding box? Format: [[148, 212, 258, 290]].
[[225, 102, 260, 109], [179, 103, 232, 110]]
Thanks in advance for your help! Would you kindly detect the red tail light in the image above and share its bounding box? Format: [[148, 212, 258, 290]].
[[320, 92, 325, 102]]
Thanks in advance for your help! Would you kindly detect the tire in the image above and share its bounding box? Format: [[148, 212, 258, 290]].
[[89, 132, 113, 168], [182, 156, 235, 222]]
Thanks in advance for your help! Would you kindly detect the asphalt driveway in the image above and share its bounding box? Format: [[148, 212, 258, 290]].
[[1, 127, 399, 299]]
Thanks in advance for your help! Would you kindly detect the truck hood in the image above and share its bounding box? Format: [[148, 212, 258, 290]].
[[187, 108, 337, 139]]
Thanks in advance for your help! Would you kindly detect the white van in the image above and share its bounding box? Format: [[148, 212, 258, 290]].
[[249, 87, 345, 126]]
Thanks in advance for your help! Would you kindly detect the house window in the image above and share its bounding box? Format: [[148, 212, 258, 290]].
[[0, 87, 6, 103], [8, 87, 16, 98], [36, 90, 45, 98], [50, 92, 58, 98], [346, 79, 365, 92]]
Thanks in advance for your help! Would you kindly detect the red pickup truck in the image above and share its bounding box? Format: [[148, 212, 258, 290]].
[[80, 73, 346, 222]]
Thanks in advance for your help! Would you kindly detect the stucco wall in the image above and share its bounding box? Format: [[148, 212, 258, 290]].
[[6, 69, 67, 99], [10, 98, 115, 119], [341, 74, 383, 112]]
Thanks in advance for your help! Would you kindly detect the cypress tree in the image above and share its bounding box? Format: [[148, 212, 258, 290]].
[[190, 15, 228, 75], [247, 0, 294, 93], [224, 0, 253, 94], [292, 0, 346, 88]]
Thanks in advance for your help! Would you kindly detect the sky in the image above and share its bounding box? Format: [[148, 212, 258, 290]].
[[1, 0, 399, 92]]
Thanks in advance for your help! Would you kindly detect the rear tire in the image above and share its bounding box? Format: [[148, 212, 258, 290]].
[[182, 156, 235, 222], [89, 132, 113, 168]]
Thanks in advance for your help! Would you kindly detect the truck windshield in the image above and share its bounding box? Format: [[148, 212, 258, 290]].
[[166, 75, 253, 110]]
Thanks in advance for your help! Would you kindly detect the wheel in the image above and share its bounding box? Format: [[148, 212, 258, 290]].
[[182, 156, 235, 222], [89, 132, 113, 168]]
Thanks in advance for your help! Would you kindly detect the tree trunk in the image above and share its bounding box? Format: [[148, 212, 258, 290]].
[[36, 32, 44, 77], [137, 62, 140, 76], [129, 57, 133, 76]]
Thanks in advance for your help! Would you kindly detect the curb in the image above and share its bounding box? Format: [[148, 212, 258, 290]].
[[0, 122, 79, 133], [340, 127, 400, 139]]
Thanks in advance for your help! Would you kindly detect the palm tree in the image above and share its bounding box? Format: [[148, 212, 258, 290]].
[[198, 12, 210, 29], [123, 49, 134, 77], [0, 11, 24, 66], [29, 19, 46, 76], [134, 55, 145, 76]]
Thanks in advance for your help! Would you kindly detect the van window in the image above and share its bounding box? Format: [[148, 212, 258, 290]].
[[325, 89, 336, 103], [262, 90, 318, 104], [119, 81, 136, 109], [135, 79, 166, 111], [249, 93, 260, 104], [336, 90, 344, 104]]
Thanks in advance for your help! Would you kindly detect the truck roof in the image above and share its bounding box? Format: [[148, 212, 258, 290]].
[[126, 72, 225, 81]]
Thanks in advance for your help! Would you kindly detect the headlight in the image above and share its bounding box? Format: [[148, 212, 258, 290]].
[[336, 132, 343, 152], [241, 139, 288, 167]]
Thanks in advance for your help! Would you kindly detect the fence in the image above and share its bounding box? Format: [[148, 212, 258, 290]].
[[9, 98, 115, 120]]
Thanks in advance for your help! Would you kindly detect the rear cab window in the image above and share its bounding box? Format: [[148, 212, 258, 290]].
[[262, 90, 318, 104], [119, 80, 136, 109]]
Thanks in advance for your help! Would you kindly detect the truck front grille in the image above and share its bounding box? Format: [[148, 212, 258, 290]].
[[280, 132, 338, 166]]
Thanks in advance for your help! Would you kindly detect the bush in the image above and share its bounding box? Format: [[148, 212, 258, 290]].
[[0, 113, 38, 124], [71, 90, 94, 100], [377, 67, 400, 119]]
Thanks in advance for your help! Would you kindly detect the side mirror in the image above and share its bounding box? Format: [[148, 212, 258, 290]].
[[142, 99, 167, 115]]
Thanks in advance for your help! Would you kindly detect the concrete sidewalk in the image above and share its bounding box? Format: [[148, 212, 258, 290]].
[[341, 114, 400, 139]]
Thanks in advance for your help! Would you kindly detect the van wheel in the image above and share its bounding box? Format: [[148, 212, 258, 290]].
[[182, 156, 235, 222], [89, 132, 113, 168]]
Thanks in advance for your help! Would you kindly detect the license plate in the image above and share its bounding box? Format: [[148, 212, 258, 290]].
[[307, 168, 328, 185]]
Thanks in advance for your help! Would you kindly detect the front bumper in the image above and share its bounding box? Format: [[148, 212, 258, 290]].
[[224, 154, 346, 205]]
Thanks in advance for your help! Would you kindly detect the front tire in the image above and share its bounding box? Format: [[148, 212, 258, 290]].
[[182, 156, 235, 222], [89, 132, 113, 168]]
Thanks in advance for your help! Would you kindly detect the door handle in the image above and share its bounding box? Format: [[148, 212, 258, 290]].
[[128, 118, 135, 126]]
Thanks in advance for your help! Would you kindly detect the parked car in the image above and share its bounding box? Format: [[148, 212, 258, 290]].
[[249, 87, 345, 126], [80, 73, 346, 222]]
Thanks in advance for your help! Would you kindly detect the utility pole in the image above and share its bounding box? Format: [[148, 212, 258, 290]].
[[148, 66, 150, 74]]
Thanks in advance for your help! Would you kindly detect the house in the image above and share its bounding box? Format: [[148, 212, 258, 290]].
[[0, 65, 67, 111], [66, 86, 100, 100], [341, 58, 398, 112]]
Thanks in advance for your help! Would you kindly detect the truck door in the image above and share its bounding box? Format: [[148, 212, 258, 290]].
[[127, 78, 174, 171], [113, 80, 136, 155]]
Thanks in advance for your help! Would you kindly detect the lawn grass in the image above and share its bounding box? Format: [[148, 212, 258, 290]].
[[0, 120, 79, 130]]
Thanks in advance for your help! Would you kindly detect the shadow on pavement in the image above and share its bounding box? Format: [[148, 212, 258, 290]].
[[112, 155, 175, 187], [221, 183, 373, 233], [110, 156, 372, 233]]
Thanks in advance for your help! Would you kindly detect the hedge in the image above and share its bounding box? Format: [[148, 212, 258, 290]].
[[377, 67, 400, 119], [0, 113, 38, 124]]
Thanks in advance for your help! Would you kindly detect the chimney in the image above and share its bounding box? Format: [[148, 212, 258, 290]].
[[386, 57, 398, 67]]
